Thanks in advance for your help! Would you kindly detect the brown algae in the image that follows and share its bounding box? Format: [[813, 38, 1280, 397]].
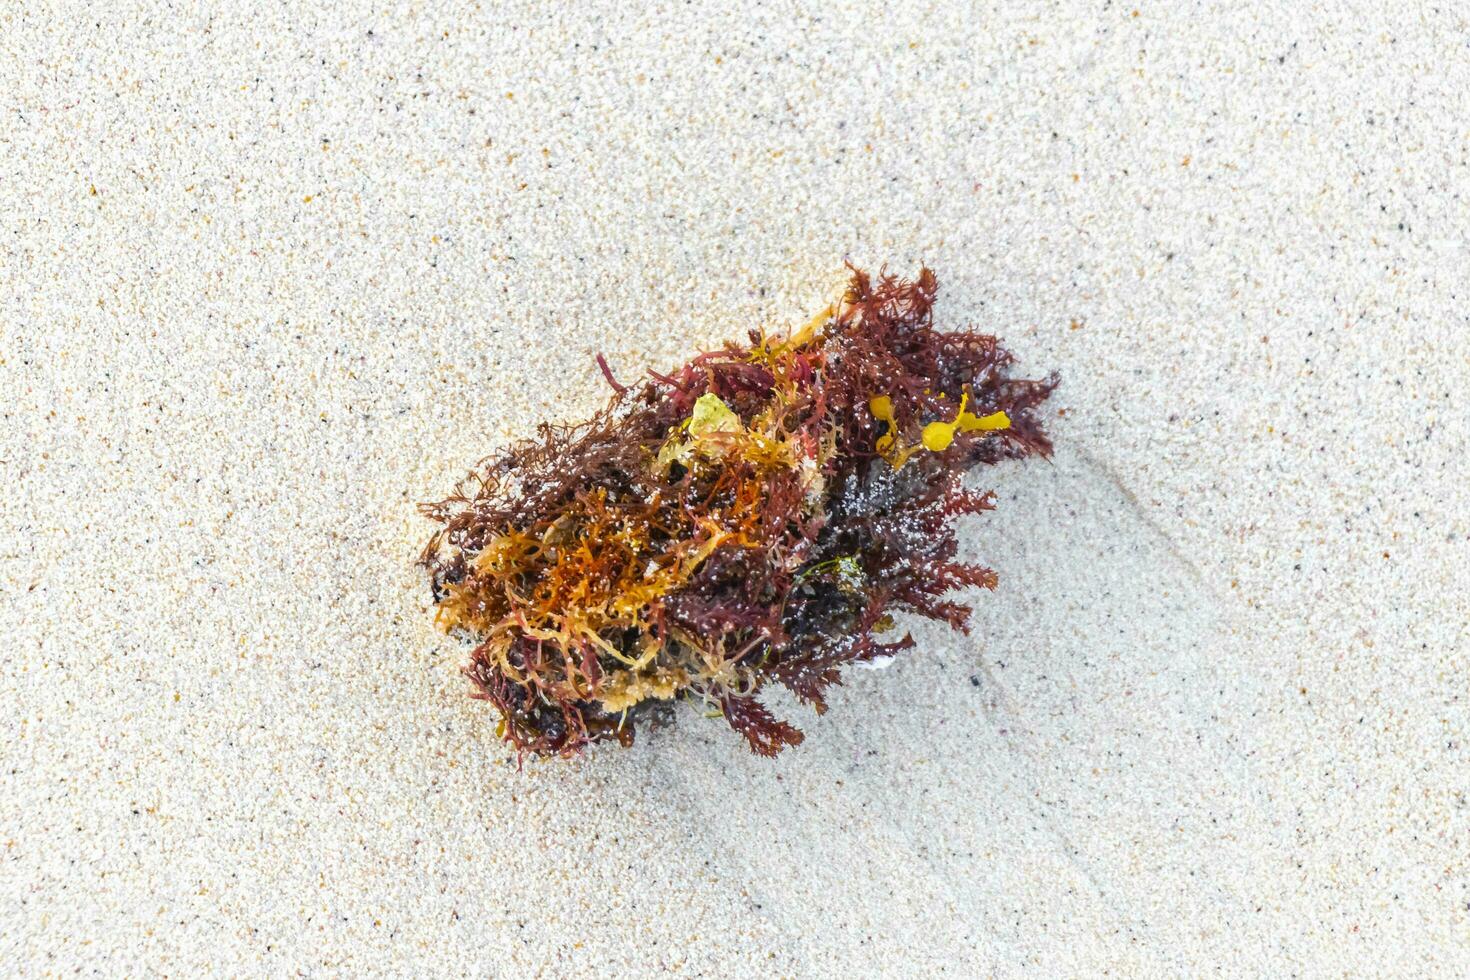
[[419, 266, 1056, 758]]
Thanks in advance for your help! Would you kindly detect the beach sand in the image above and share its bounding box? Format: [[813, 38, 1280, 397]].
[[3, 2, 1467, 974]]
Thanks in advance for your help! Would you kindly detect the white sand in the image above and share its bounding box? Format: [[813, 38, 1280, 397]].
[[4, 2, 1468, 974]]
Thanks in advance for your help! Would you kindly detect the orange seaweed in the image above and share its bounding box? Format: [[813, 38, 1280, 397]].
[[419, 265, 1056, 758]]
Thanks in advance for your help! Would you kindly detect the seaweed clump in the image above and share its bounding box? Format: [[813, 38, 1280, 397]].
[[420, 266, 1055, 758]]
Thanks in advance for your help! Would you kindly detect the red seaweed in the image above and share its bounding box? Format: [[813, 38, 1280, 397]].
[[419, 265, 1056, 758]]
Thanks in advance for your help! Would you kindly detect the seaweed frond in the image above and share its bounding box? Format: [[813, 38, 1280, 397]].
[[420, 265, 1056, 759]]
